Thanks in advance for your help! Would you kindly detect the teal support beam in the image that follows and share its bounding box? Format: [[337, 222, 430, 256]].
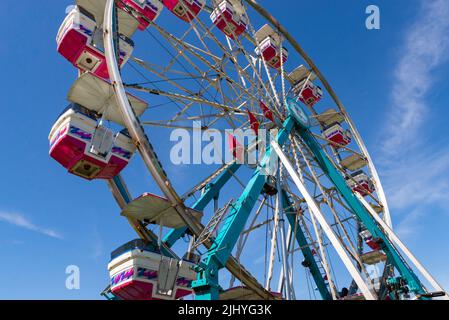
[[163, 226, 189, 249], [280, 190, 332, 300], [191, 163, 241, 211], [112, 175, 132, 203], [163, 163, 242, 248], [193, 117, 296, 300], [294, 124, 426, 295]]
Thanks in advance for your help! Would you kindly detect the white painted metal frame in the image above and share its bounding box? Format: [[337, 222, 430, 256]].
[[271, 139, 376, 300]]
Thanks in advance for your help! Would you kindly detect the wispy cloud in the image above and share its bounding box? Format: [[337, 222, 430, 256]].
[[381, 0, 449, 155], [394, 208, 425, 239], [0, 211, 63, 239], [0, 239, 24, 246], [377, 0, 449, 237], [381, 147, 449, 211]]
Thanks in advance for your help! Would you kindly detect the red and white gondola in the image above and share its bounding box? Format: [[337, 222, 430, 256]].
[[254, 24, 289, 69], [162, 0, 205, 23], [109, 239, 197, 300], [211, 0, 248, 39], [56, 5, 134, 80], [118, 0, 164, 30]]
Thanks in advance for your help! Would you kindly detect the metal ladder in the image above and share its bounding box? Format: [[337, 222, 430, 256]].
[[297, 216, 329, 283], [286, 192, 329, 285], [193, 200, 233, 251]]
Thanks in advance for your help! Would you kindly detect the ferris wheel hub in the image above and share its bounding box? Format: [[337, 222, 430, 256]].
[[286, 97, 310, 128]]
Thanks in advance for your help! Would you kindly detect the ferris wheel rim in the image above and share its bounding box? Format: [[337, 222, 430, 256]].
[[103, 0, 392, 300], [46, 0, 449, 301]]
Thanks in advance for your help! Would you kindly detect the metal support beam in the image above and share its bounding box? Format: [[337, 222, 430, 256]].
[[280, 190, 332, 300], [272, 141, 376, 300], [276, 170, 291, 299], [192, 117, 296, 300], [163, 163, 241, 248], [291, 122, 426, 296]]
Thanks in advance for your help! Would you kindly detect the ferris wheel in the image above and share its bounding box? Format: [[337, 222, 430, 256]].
[[49, 0, 448, 301]]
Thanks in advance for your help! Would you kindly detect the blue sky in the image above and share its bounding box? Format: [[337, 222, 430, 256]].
[[1, 0, 449, 299]]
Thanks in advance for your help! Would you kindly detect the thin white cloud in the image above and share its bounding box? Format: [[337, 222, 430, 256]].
[[381, 0, 449, 155], [375, 0, 449, 250], [0, 239, 24, 246], [394, 208, 425, 239], [378, 0, 449, 214], [0, 211, 63, 239], [381, 147, 449, 211]]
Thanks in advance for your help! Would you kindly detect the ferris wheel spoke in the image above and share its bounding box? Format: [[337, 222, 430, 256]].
[[231, 36, 283, 115], [130, 57, 213, 97], [125, 83, 246, 115], [182, 4, 284, 116], [150, 22, 270, 113], [141, 122, 218, 131], [154, 20, 235, 83], [296, 184, 359, 264], [291, 138, 362, 257], [146, 28, 228, 108]]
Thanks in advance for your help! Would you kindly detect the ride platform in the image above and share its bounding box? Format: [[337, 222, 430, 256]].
[[121, 193, 203, 229], [361, 250, 387, 265], [67, 73, 148, 126], [287, 65, 317, 85], [76, 0, 140, 37], [340, 153, 368, 171]]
